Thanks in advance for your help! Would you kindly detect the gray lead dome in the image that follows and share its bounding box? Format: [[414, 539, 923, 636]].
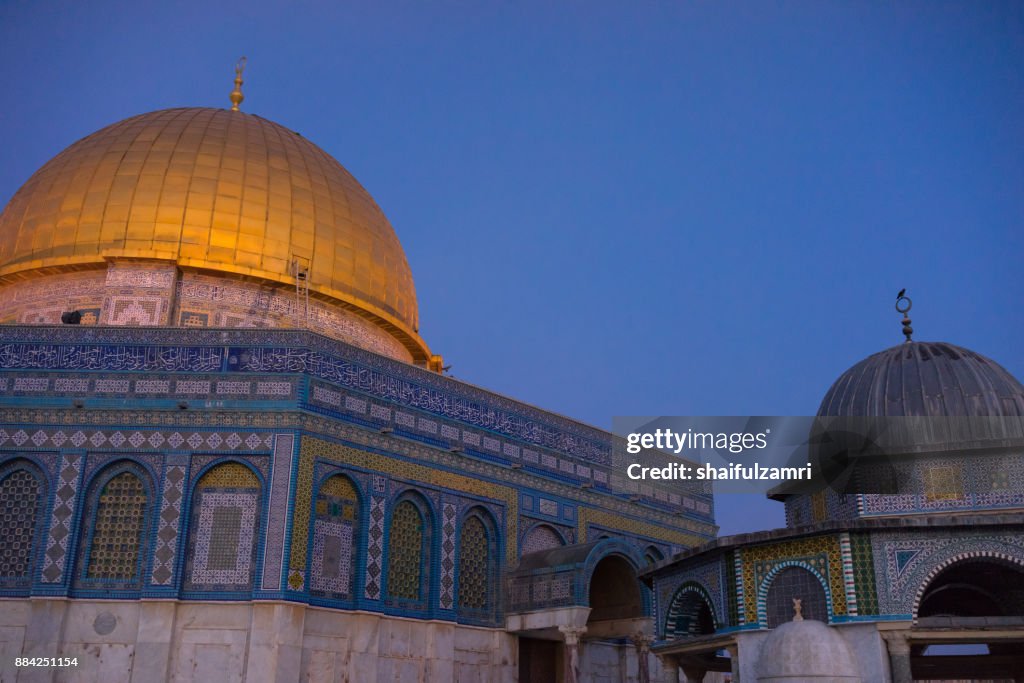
[[818, 342, 1024, 418]]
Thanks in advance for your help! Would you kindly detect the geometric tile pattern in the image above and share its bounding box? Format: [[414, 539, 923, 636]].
[[0, 370, 296, 402], [84, 471, 147, 581], [364, 496, 386, 600], [457, 515, 490, 611], [106, 296, 166, 326], [0, 270, 105, 328], [311, 520, 352, 595], [150, 461, 188, 586], [522, 524, 564, 555], [187, 455, 271, 487], [894, 549, 923, 578], [0, 327, 722, 533], [40, 453, 83, 584], [0, 327, 710, 525], [849, 532, 879, 615], [2, 331, 615, 470], [261, 434, 294, 591], [741, 534, 845, 625], [287, 448, 315, 585], [853, 453, 1024, 517], [304, 396, 692, 522], [764, 565, 829, 627], [82, 451, 163, 484], [235, 343, 611, 464], [176, 271, 409, 360], [310, 474, 358, 599], [578, 506, 707, 550], [924, 465, 963, 502], [733, 548, 749, 626], [185, 463, 261, 591], [0, 427, 272, 453], [755, 556, 834, 627], [189, 491, 259, 587], [726, 550, 740, 627], [386, 500, 425, 603], [0, 465, 42, 583], [870, 530, 1024, 617], [838, 532, 857, 616], [507, 566, 579, 612], [0, 325, 724, 623], [299, 435, 519, 562], [440, 502, 457, 609], [196, 462, 259, 489]]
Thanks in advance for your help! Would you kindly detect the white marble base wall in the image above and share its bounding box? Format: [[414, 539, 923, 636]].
[[0, 599, 518, 683], [577, 640, 694, 683], [579, 640, 631, 683]]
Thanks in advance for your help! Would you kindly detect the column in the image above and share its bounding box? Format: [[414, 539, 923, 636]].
[[656, 654, 681, 683], [631, 632, 654, 683], [558, 625, 587, 683], [726, 644, 740, 683], [882, 632, 912, 683]]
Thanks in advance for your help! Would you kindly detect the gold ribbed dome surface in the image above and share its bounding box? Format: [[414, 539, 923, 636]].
[[0, 107, 424, 355]]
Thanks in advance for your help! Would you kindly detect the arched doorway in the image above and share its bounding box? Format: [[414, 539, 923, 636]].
[[588, 554, 644, 623], [507, 541, 651, 683], [917, 558, 1024, 618], [911, 557, 1024, 681], [582, 555, 649, 683]]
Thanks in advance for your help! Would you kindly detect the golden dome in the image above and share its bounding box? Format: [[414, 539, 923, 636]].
[[0, 107, 429, 361]]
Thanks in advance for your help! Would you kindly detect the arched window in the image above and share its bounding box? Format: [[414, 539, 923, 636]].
[[521, 524, 564, 555], [75, 462, 152, 590], [664, 584, 716, 638], [310, 474, 360, 599], [457, 512, 496, 615], [765, 566, 828, 627], [385, 496, 431, 606], [644, 546, 665, 565], [184, 462, 261, 592], [0, 461, 45, 588]]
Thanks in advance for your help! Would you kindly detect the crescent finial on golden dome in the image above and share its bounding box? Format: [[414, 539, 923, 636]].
[[230, 56, 247, 111]]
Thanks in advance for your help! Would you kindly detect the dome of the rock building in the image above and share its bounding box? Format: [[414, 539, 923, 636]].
[[0, 107, 432, 364], [756, 618, 860, 682]]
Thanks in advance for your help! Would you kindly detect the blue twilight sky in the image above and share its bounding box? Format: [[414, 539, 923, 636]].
[[1, 2, 1021, 535]]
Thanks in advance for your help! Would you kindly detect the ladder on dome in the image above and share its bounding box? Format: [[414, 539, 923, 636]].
[[290, 256, 311, 329]]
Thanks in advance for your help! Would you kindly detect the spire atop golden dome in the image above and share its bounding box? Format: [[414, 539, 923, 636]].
[[229, 56, 247, 111]]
